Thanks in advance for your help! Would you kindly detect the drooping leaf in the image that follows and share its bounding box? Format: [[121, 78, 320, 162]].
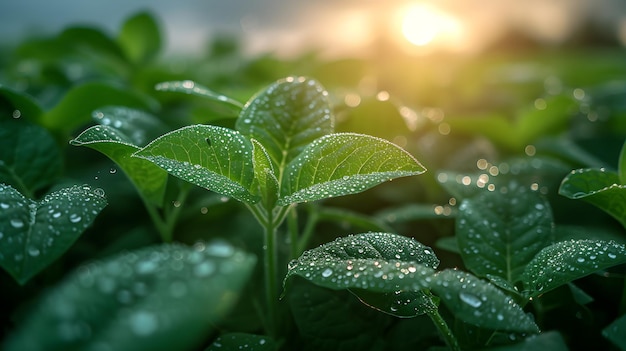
[[91, 106, 169, 146], [0, 119, 62, 196], [155, 80, 244, 112], [133, 125, 259, 204], [603, 313, 626, 351], [236, 77, 334, 174], [0, 183, 107, 285], [0, 85, 44, 121], [70, 125, 168, 207], [117, 12, 161, 64], [559, 168, 626, 228], [521, 239, 626, 298], [205, 333, 277, 351], [42, 82, 156, 134], [278, 133, 425, 205], [456, 181, 554, 282], [430, 269, 539, 333], [251, 139, 278, 208], [1, 241, 256, 351]]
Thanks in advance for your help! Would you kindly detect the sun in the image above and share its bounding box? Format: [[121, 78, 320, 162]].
[[401, 3, 461, 47]]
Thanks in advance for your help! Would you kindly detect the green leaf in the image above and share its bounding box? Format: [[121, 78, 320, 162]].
[[559, 168, 626, 228], [206, 333, 277, 351], [430, 269, 539, 333], [603, 313, 626, 351], [456, 181, 554, 282], [0, 120, 62, 196], [251, 139, 278, 208], [2, 241, 256, 351], [0, 183, 107, 285], [521, 239, 626, 298], [92, 106, 169, 146], [278, 133, 425, 205], [70, 125, 168, 207], [133, 125, 259, 204], [155, 80, 244, 112], [42, 82, 156, 135], [0, 85, 44, 121], [117, 12, 161, 64], [484, 331, 568, 351], [236, 77, 334, 175], [351, 288, 437, 318], [619, 140, 626, 184]]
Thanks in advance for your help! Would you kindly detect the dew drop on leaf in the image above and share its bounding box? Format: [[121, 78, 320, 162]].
[[129, 310, 159, 336], [321, 268, 333, 277], [69, 214, 82, 223], [459, 291, 483, 308], [10, 219, 24, 228]]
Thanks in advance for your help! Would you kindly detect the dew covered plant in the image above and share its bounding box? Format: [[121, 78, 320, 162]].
[[2, 11, 626, 351]]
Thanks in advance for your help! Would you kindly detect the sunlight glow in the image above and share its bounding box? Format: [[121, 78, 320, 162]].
[[401, 3, 461, 47]]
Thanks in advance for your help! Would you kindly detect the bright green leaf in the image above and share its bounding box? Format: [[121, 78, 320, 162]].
[[206, 333, 277, 351], [251, 139, 278, 208], [155, 80, 244, 112], [278, 133, 425, 205], [559, 168, 626, 228], [236, 77, 334, 175], [70, 125, 168, 207], [91, 106, 169, 146], [133, 125, 259, 204], [118, 12, 161, 64], [0, 183, 107, 285], [2, 241, 256, 351], [603, 313, 626, 350], [456, 181, 554, 282], [0, 120, 62, 196], [521, 239, 626, 298], [430, 269, 539, 333]]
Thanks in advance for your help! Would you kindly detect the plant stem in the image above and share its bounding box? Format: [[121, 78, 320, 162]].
[[427, 309, 460, 351], [287, 207, 299, 260], [263, 205, 278, 338]]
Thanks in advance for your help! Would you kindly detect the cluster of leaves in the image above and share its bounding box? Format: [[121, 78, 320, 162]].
[[2, 11, 626, 351]]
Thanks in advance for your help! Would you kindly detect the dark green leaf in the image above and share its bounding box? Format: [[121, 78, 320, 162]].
[[620, 140, 626, 184], [521, 239, 626, 298], [70, 125, 168, 207], [456, 181, 554, 282], [2, 241, 256, 351], [0, 85, 44, 121], [206, 333, 277, 351], [351, 288, 437, 318], [484, 331, 568, 351], [155, 80, 244, 112], [603, 313, 626, 350], [251, 139, 278, 208], [559, 168, 626, 228], [0, 120, 62, 196], [430, 269, 539, 333], [236, 77, 334, 174], [0, 183, 107, 284], [133, 125, 259, 204], [278, 133, 425, 205], [92, 106, 169, 146], [117, 12, 161, 64]]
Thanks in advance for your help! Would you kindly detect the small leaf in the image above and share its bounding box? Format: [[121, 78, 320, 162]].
[[559, 168, 626, 228], [430, 269, 539, 333], [70, 125, 168, 207], [278, 133, 425, 205], [456, 181, 554, 282], [521, 239, 626, 298], [133, 125, 259, 204], [0, 183, 107, 284], [236, 76, 334, 174], [251, 139, 278, 208], [0, 119, 62, 196], [206, 333, 277, 351], [1, 241, 256, 351], [603, 313, 626, 350], [92, 106, 169, 146], [118, 11, 161, 64], [155, 80, 244, 112]]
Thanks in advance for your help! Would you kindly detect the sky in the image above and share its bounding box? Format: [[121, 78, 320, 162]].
[[2, 0, 626, 58]]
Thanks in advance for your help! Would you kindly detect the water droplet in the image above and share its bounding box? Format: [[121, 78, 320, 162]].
[[12, 110, 21, 118], [193, 261, 216, 277], [10, 218, 24, 228], [608, 253, 617, 259], [28, 247, 40, 257], [52, 212, 62, 218], [459, 291, 483, 308], [576, 257, 585, 263], [69, 214, 82, 223], [321, 268, 333, 277], [129, 311, 159, 336], [93, 188, 105, 197], [0, 203, 9, 209]]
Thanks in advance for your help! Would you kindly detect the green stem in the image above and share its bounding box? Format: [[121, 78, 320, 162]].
[[427, 309, 460, 351], [287, 207, 299, 260], [263, 205, 278, 338], [297, 205, 320, 256]]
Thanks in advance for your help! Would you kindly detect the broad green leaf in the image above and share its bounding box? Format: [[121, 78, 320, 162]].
[[206, 333, 277, 351], [521, 239, 626, 298], [559, 168, 626, 228], [70, 125, 168, 207], [287, 278, 390, 351], [430, 269, 539, 333], [2, 241, 256, 351], [456, 181, 554, 282], [351, 288, 437, 318], [0, 119, 62, 196], [118, 12, 161, 64], [133, 125, 259, 204], [484, 331, 568, 351], [236, 77, 334, 174], [155, 80, 244, 112], [0, 85, 44, 121], [603, 313, 626, 350], [278, 133, 425, 205], [251, 139, 278, 208], [42, 82, 155, 134], [92, 106, 169, 146], [0, 183, 107, 285]]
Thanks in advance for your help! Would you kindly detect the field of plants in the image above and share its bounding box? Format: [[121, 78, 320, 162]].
[[1, 11, 626, 351]]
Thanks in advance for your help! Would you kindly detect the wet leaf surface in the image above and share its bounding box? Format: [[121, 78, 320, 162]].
[[205, 332, 277, 351]]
